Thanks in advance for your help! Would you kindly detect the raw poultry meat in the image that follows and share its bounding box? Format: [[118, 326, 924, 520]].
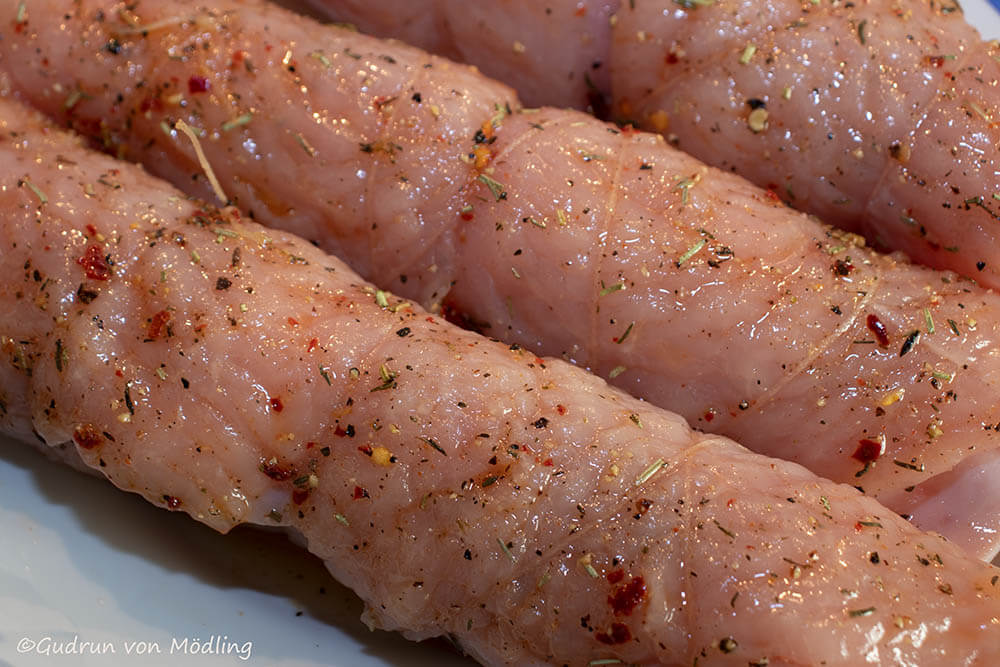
[[300, 0, 1000, 289], [6, 0, 1000, 559], [3, 95, 1000, 667]]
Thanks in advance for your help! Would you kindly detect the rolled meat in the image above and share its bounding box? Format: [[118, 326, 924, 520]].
[[2, 94, 1000, 667]]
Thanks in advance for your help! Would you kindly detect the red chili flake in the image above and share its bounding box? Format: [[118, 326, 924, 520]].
[[287, 317, 299, 327], [307, 338, 319, 352], [163, 495, 182, 509], [353, 486, 370, 500], [292, 488, 310, 505], [259, 457, 295, 481], [832, 258, 854, 276], [72, 423, 104, 450], [460, 209, 474, 221], [765, 188, 782, 202], [305, 441, 316, 449], [727, 498, 735, 508], [542, 458, 554, 467], [334, 424, 356, 437], [574, 6, 586, 16], [606, 569, 625, 584], [609, 576, 646, 616], [188, 75, 210, 93], [665, 51, 679, 64], [852, 438, 884, 463], [269, 397, 284, 412], [147, 310, 171, 340], [925, 55, 947, 68], [704, 410, 715, 422], [85, 223, 98, 237], [595, 623, 631, 645], [358, 444, 373, 456], [556, 404, 567, 416], [866, 314, 890, 347], [77, 244, 111, 280]]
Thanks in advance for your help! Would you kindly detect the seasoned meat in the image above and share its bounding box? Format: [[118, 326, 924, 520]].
[[3, 95, 1000, 667]]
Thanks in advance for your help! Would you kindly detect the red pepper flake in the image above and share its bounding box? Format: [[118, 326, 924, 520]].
[[291, 488, 310, 505], [85, 223, 98, 237], [188, 76, 210, 93], [353, 486, 370, 500], [269, 397, 284, 412], [866, 314, 890, 347], [595, 623, 631, 645], [358, 444, 373, 456], [259, 457, 296, 481], [305, 441, 316, 449], [704, 410, 715, 422], [77, 244, 111, 280], [765, 188, 782, 202], [852, 438, 884, 463], [287, 317, 299, 327], [307, 337, 319, 352], [460, 209, 474, 221], [163, 495, 182, 509], [72, 423, 104, 450], [556, 404, 567, 416], [542, 458, 554, 467], [606, 569, 625, 584], [665, 51, 679, 64], [334, 424, 356, 437], [147, 310, 171, 340], [609, 576, 646, 616]]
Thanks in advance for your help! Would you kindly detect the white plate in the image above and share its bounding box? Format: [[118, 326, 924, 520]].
[[3, 3, 1000, 666]]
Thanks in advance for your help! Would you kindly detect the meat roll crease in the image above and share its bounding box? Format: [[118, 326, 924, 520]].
[[300, 0, 1000, 289], [5, 0, 1000, 560], [2, 95, 1000, 667]]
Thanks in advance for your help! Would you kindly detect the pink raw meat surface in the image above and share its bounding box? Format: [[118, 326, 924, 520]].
[[3, 95, 1000, 667], [302, 0, 1000, 290], [5, 0, 1000, 559]]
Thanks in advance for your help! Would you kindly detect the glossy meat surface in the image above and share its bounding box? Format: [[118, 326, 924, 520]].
[[3, 96, 1000, 667], [303, 0, 1000, 289], [6, 0, 1000, 558]]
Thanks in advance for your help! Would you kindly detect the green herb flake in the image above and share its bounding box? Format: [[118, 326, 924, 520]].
[[370, 364, 397, 392], [615, 321, 635, 345], [375, 290, 389, 308], [848, 607, 876, 618], [335, 513, 350, 526], [19, 178, 48, 205], [713, 519, 736, 538], [608, 365, 627, 379], [947, 318, 961, 336], [421, 436, 448, 456], [478, 174, 508, 201], [894, 459, 925, 472], [629, 413, 643, 428], [221, 112, 253, 131], [923, 308, 935, 334], [319, 364, 332, 385], [857, 19, 868, 45], [677, 238, 707, 267], [739, 43, 758, 65], [295, 132, 316, 157], [599, 281, 625, 297], [635, 458, 666, 486], [497, 538, 516, 562]]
